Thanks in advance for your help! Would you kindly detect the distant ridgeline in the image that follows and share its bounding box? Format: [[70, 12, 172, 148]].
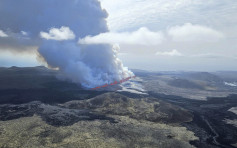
[[91, 76, 136, 90]]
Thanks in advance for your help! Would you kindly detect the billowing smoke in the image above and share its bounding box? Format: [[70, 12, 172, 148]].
[[0, 0, 134, 88]]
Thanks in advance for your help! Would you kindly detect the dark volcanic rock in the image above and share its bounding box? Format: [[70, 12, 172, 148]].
[[168, 78, 204, 90], [0, 101, 115, 126], [63, 92, 193, 124]]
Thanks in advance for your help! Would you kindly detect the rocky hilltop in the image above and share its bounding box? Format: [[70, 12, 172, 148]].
[[0, 92, 197, 148]]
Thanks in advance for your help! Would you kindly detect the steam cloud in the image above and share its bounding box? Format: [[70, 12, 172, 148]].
[[0, 0, 134, 88]]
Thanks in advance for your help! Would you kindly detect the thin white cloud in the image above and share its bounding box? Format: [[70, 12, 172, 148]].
[[79, 27, 164, 45], [156, 49, 183, 56], [189, 53, 237, 59], [99, 0, 237, 33], [0, 30, 8, 37], [99, 0, 191, 31], [40, 26, 75, 41], [21, 31, 28, 36], [155, 50, 237, 59], [168, 23, 224, 42], [79, 23, 224, 45]]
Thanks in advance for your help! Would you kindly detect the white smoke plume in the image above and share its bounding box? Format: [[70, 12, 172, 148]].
[[0, 0, 134, 88]]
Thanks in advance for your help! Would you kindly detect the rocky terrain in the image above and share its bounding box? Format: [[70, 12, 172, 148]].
[[133, 70, 237, 100], [0, 93, 197, 148], [62, 93, 193, 124], [0, 67, 237, 148]]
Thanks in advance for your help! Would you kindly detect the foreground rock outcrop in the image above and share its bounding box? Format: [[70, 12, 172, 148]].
[[0, 92, 197, 148]]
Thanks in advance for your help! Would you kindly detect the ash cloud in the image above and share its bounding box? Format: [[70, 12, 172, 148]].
[[0, 0, 133, 88]]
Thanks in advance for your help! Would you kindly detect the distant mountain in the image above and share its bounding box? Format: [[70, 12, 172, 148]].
[[214, 71, 237, 81], [182, 72, 223, 83], [168, 78, 204, 90]]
